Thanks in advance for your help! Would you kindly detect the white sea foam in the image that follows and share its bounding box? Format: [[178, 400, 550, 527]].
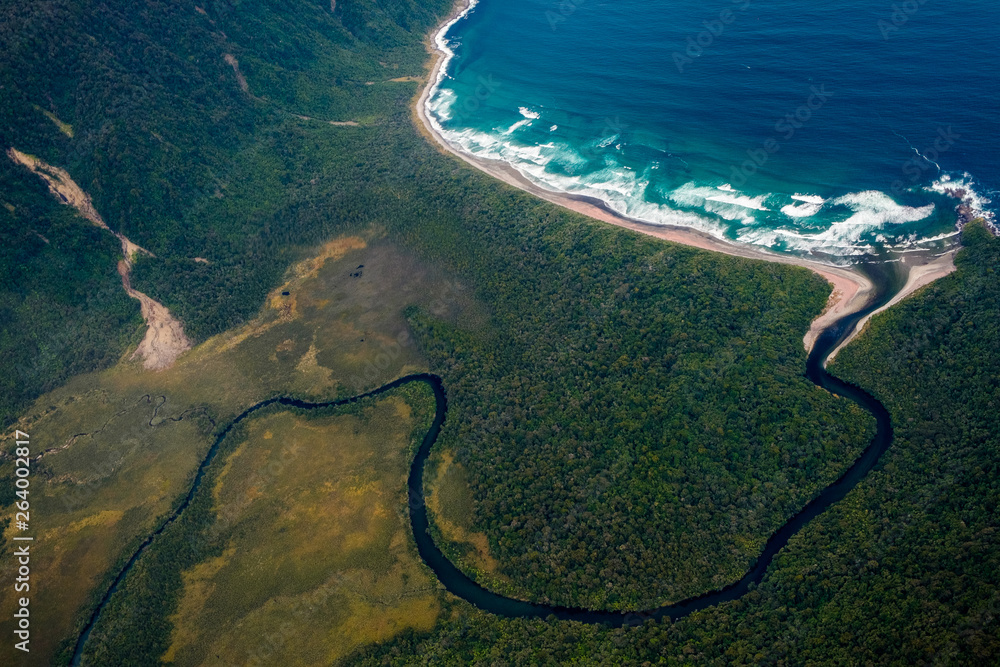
[[670, 183, 770, 222], [596, 135, 618, 148], [736, 224, 876, 256], [737, 191, 938, 255], [438, 124, 735, 240], [423, 1, 775, 251], [431, 0, 479, 67], [926, 172, 996, 226], [434, 113, 948, 256], [424, 0, 482, 134], [781, 193, 826, 219], [429, 88, 457, 122], [830, 191, 935, 228], [706, 193, 770, 211], [744, 191, 933, 254], [791, 194, 826, 204], [445, 126, 556, 172], [422, 0, 976, 259], [915, 230, 961, 244], [780, 202, 823, 218], [503, 119, 532, 135]]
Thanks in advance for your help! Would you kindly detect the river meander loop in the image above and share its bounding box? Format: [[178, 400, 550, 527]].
[[72, 278, 894, 661]]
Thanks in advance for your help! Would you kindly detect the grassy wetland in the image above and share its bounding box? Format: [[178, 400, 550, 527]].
[[0, 0, 995, 664], [0, 233, 482, 663]]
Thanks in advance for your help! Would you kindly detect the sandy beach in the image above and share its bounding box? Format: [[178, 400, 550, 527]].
[[414, 0, 956, 359], [825, 250, 956, 362]]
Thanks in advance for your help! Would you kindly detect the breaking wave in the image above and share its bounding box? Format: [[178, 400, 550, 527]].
[[424, 0, 995, 261]]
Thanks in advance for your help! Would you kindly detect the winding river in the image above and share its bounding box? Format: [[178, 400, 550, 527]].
[[72, 268, 896, 662]]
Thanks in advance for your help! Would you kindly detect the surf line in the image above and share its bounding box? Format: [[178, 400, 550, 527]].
[[72, 289, 894, 661]]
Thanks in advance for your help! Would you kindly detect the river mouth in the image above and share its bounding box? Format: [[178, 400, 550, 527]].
[[73, 267, 900, 660]]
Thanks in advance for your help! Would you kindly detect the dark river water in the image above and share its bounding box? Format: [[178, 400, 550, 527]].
[[74, 266, 897, 661]]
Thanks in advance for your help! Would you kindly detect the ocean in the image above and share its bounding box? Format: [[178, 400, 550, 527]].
[[427, 0, 999, 261]]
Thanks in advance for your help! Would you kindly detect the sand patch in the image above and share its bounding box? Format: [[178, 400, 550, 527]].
[[223, 53, 249, 93], [119, 260, 193, 370], [802, 266, 874, 355], [827, 250, 957, 363], [292, 113, 360, 126], [9, 148, 107, 228]]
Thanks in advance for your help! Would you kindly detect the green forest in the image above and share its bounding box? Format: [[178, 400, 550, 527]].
[[0, 0, 448, 422], [352, 221, 1000, 665], [407, 226, 873, 609], [0, 0, 996, 664]]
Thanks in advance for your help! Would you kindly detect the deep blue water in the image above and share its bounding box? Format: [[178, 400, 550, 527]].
[[428, 0, 999, 260]]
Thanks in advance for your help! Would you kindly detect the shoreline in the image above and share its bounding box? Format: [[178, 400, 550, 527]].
[[414, 0, 955, 358], [826, 250, 956, 363]]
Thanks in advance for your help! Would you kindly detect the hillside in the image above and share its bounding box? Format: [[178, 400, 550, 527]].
[[2, 1, 993, 665]]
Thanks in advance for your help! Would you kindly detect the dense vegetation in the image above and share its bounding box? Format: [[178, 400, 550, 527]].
[[351, 222, 1000, 664], [2, 0, 995, 663], [408, 222, 872, 609], [0, 0, 447, 423], [2, 0, 871, 611], [0, 159, 141, 428]]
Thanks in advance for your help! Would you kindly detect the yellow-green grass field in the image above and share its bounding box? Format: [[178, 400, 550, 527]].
[[159, 395, 440, 666], [425, 449, 504, 585], [0, 231, 482, 664]]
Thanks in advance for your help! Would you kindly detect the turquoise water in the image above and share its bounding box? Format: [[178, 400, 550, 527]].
[[428, 0, 999, 261]]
